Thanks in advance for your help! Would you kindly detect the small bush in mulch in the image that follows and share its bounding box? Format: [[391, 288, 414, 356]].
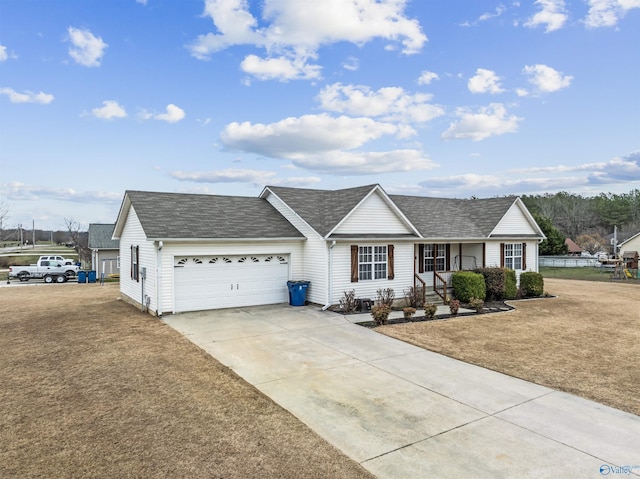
[[356, 299, 517, 328]]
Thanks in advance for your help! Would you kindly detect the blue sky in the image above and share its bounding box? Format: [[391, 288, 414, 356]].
[[1, 0, 639, 231]]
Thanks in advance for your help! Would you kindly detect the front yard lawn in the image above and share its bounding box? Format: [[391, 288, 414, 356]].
[[0, 283, 373, 479], [377, 278, 640, 416]]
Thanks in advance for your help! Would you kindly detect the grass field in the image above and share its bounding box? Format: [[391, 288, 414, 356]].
[[0, 284, 374, 479], [378, 278, 640, 416], [540, 265, 640, 283]]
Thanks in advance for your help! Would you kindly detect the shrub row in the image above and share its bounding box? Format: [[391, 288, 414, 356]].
[[452, 268, 544, 302]]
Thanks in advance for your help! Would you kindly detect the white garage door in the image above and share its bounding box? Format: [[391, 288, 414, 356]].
[[174, 254, 290, 312]]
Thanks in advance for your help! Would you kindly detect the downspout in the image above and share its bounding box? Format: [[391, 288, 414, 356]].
[[156, 241, 163, 317], [322, 240, 337, 310]]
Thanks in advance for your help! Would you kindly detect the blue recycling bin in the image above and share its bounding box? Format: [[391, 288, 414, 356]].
[[87, 270, 97, 283], [287, 281, 310, 306], [77, 270, 87, 283]]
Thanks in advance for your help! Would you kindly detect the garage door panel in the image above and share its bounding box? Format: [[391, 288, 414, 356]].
[[173, 254, 290, 312]]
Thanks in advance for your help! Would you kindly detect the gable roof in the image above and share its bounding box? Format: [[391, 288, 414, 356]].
[[88, 223, 119, 249], [389, 195, 523, 239], [565, 238, 583, 253], [263, 184, 382, 237], [113, 191, 304, 240], [619, 231, 640, 247]]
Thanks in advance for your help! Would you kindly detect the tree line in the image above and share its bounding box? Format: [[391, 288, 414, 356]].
[[522, 189, 640, 255]]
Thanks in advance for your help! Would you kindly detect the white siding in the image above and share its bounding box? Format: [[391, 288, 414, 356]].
[[265, 193, 329, 305], [160, 241, 303, 314], [330, 242, 414, 305], [119, 207, 157, 313], [620, 234, 640, 257], [334, 191, 412, 235], [492, 202, 538, 235], [486, 240, 539, 284]]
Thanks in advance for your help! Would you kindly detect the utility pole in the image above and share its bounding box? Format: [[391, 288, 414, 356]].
[[32, 220, 35, 249], [19, 224, 23, 252]]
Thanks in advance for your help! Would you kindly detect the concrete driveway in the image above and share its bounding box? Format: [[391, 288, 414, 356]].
[[164, 304, 640, 478]]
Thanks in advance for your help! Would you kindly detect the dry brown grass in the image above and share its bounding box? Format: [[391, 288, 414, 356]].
[[0, 283, 374, 479], [378, 278, 640, 416]]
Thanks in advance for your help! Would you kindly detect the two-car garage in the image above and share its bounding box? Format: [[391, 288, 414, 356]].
[[173, 254, 291, 313]]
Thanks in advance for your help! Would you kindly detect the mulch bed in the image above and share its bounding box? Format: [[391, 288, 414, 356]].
[[354, 300, 532, 328]]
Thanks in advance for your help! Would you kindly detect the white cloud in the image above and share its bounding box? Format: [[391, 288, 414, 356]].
[[342, 56, 359, 72], [91, 100, 127, 120], [523, 64, 572, 93], [0, 87, 54, 104], [240, 54, 321, 81], [220, 113, 407, 158], [467, 68, 504, 94], [584, 0, 640, 27], [441, 103, 522, 141], [67, 27, 108, 67], [3, 182, 121, 203], [170, 168, 323, 187], [289, 149, 437, 175], [136, 0, 148, 4], [188, 0, 427, 81], [147, 104, 186, 123], [171, 168, 277, 184], [417, 70, 439, 85], [460, 5, 507, 27], [524, 0, 568, 32], [0, 45, 8, 62], [317, 83, 445, 124], [417, 151, 640, 197]]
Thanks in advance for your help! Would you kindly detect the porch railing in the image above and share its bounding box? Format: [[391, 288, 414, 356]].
[[414, 274, 427, 305], [434, 271, 447, 302]]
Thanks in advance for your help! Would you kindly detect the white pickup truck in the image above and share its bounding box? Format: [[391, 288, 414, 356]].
[[8, 259, 79, 283]]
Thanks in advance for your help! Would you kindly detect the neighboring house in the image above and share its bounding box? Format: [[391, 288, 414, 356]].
[[112, 184, 545, 315], [619, 231, 640, 268], [565, 238, 583, 256], [88, 223, 120, 276]]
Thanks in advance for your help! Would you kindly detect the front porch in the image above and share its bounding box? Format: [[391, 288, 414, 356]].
[[414, 242, 486, 302]]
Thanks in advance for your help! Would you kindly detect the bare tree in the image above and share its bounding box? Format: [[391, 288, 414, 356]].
[[0, 199, 9, 243], [65, 218, 91, 265]]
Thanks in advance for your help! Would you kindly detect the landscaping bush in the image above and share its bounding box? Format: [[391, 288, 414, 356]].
[[376, 288, 395, 307], [469, 297, 485, 313], [402, 307, 416, 320], [451, 271, 486, 303], [505, 269, 517, 299], [449, 299, 460, 316], [520, 272, 544, 297], [371, 304, 391, 325], [404, 285, 425, 308], [424, 303, 437, 320], [339, 289, 358, 314], [474, 267, 505, 301]]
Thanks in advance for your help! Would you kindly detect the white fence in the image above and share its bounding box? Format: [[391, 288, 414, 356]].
[[538, 256, 600, 268]]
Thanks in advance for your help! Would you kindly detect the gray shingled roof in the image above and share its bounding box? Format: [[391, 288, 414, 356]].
[[265, 184, 379, 236], [88, 224, 119, 249], [390, 195, 519, 238], [125, 191, 304, 239]]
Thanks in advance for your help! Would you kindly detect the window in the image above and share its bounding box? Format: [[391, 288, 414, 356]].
[[351, 245, 394, 282], [131, 245, 139, 281], [504, 243, 522, 270], [422, 244, 447, 272]]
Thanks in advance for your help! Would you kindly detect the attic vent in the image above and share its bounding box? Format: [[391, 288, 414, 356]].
[[192, 258, 203, 264], [177, 258, 188, 265]]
